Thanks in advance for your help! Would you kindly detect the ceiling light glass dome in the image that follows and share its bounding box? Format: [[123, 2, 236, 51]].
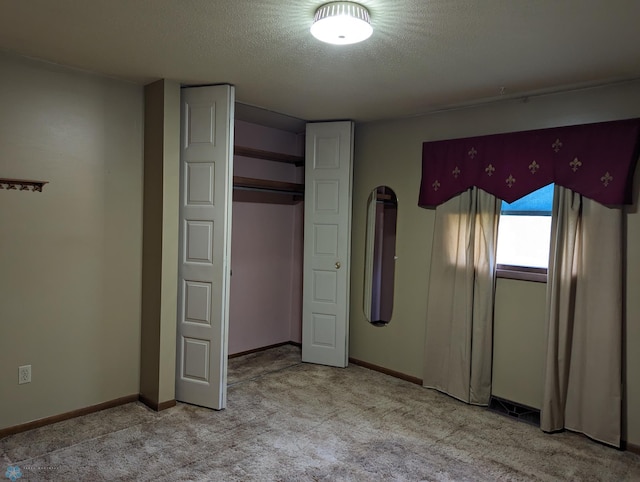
[[310, 2, 373, 45]]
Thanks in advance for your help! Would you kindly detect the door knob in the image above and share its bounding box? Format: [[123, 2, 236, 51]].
[[335, 261, 341, 269]]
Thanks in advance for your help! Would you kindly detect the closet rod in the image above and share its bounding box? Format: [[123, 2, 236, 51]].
[[233, 176, 304, 195], [233, 185, 303, 196]]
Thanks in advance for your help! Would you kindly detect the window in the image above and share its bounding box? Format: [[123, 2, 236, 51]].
[[496, 184, 554, 282]]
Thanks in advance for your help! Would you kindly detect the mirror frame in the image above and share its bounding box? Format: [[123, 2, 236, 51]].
[[363, 186, 398, 326]]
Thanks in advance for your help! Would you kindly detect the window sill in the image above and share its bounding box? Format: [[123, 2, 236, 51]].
[[496, 264, 547, 283]]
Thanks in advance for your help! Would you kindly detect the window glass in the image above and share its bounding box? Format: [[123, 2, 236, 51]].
[[497, 184, 553, 269]]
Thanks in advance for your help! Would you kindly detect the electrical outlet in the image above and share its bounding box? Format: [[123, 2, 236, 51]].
[[18, 365, 31, 384]]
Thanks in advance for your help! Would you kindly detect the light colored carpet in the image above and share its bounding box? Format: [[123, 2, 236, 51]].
[[2, 345, 639, 481], [227, 344, 302, 386]]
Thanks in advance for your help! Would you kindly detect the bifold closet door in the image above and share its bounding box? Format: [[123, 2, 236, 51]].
[[302, 121, 354, 368], [176, 85, 235, 409]]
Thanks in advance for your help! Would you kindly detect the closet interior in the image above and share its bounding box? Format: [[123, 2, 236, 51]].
[[228, 108, 306, 356]]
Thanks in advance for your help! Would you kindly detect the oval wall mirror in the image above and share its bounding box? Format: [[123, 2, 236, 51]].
[[363, 186, 398, 326]]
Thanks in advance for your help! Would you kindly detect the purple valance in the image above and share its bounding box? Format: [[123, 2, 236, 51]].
[[419, 118, 640, 208]]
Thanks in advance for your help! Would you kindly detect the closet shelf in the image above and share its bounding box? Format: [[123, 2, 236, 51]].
[[233, 176, 304, 195], [234, 146, 304, 167]]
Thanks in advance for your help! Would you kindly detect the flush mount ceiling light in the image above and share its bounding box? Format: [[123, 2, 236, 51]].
[[310, 2, 373, 45]]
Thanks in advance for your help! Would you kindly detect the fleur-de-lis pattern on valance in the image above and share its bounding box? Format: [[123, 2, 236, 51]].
[[529, 161, 540, 174], [419, 118, 640, 208], [570, 157, 582, 172]]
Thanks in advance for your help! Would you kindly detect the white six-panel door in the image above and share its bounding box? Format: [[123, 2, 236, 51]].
[[176, 85, 234, 409], [302, 121, 354, 368]]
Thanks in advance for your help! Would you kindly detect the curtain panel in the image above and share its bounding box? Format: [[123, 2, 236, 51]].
[[542, 187, 623, 447], [423, 188, 500, 405], [419, 118, 640, 208]]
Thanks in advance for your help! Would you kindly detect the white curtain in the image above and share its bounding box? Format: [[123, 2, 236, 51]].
[[423, 188, 500, 405], [541, 186, 623, 447]]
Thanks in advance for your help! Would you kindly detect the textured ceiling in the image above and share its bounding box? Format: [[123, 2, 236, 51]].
[[1, 0, 639, 123]]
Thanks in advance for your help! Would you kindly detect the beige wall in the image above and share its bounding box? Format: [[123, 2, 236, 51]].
[[0, 52, 144, 429], [350, 80, 640, 445], [140, 80, 180, 406], [492, 278, 546, 409]]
